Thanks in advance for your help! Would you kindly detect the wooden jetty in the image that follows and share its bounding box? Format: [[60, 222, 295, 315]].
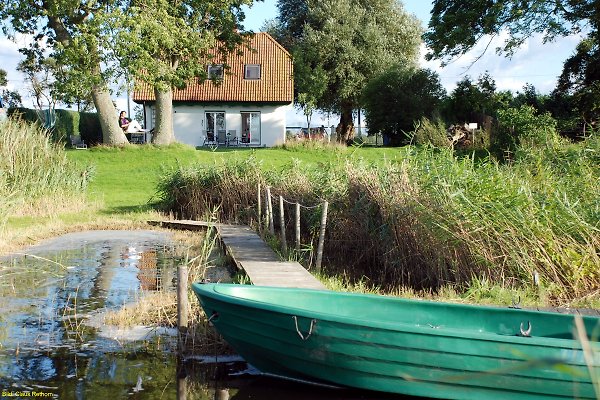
[[150, 220, 326, 290]]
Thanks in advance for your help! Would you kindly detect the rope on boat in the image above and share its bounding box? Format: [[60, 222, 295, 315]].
[[292, 316, 317, 340]]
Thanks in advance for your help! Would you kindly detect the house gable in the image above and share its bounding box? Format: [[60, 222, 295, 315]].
[[133, 32, 293, 104]]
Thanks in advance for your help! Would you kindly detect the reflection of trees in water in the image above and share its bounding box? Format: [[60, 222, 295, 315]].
[[1, 237, 188, 396], [4, 350, 181, 398]]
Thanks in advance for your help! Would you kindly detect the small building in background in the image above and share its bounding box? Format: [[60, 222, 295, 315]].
[[133, 32, 293, 147]]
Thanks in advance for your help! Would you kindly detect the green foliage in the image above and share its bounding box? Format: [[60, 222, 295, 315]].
[[7, 107, 101, 145], [425, 0, 600, 135], [497, 105, 560, 149], [156, 142, 600, 302], [362, 66, 446, 143], [411, 117, 450, 148], [424, 0, 592, 64], [274, 0, 422, 141], [79, 112, 103, 145], [444, 73, 505, 122], [0, 118, 90, 227]]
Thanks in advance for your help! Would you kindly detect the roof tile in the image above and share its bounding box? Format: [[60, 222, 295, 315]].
[[133, 32, 293, 103]]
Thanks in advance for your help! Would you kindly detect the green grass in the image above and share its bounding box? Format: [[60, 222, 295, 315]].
[[64, 143, 408, 213], [151, 139, 600, 304], [5, 131, 598, 306]]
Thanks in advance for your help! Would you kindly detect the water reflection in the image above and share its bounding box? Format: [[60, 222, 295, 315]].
[[0, 230, 415, 399]]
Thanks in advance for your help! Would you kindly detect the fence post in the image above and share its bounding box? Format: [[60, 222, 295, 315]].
[[266, 186, 274, 235], [257, 184, 262, 233], [295, 202, 301, 252], [177, 265, 188, 333], [279, 195, 287, 254], [315, 201, 328, 273]]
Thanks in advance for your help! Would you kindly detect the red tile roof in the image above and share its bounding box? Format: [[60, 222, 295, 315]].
[[133, 32, 293, 103]]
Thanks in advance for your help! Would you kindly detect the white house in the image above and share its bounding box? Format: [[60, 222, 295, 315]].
[[133, 32, 293, 147]]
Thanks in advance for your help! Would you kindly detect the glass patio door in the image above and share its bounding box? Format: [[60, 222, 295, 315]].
[[241, 112, 260, 145], [205, 112, 225, 141]]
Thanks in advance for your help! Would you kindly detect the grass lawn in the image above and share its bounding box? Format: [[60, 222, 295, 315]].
[[3, 142, 405, 250], [66, 143, 407, 213]]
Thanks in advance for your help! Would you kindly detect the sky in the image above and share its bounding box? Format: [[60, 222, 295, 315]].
[[0, 0, 583, 126]]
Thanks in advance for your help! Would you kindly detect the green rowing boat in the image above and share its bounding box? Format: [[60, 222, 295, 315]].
[[192, 283, 600, 399]]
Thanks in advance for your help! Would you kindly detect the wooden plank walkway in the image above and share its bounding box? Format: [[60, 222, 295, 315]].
[[149, 220, 326, 290]]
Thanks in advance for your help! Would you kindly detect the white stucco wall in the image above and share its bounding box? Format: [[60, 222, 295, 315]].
[[142, 103, 290, 147]]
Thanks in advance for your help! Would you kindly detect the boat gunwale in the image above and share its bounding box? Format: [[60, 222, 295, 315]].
[[193, 283, 600, 350]]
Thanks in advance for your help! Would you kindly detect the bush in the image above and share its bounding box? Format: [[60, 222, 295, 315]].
[[6, 107, 101, 145], [79, 112, 103, 145], [497, 105, 560, 149], [411, 117, 450, 147], [54, 109, 80, 143]]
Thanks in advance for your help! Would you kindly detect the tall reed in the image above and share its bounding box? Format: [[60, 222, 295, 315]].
[[0, 118, 91, 226], [156, 138, 599, 303]]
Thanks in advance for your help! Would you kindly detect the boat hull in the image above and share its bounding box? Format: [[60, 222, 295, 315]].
[[192, 283, 600, 400]]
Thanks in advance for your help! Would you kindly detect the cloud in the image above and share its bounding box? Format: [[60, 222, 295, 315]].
[[0, 35, 35, 103], [420, 30, 584, 94]]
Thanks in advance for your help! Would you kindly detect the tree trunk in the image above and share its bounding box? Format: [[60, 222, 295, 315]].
[[153, 88, 175, 145], [336, 106, 355, 143], [47, 15, 126, 145], [91, 83, 128, 145]]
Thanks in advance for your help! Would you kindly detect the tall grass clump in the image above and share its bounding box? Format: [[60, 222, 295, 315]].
[[156, 155, 265, 223], [0, 118, 91, 226], [156, 137, 599, 303]]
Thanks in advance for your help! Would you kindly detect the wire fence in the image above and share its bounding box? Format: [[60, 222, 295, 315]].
[[257, 184, 329, 272]]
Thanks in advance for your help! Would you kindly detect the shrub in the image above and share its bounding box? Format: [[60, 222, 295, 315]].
[[79, 112, 102, 145], [6, 107, 101, 145], [497, 105, 560, 149], [411, 117, 450, 147]]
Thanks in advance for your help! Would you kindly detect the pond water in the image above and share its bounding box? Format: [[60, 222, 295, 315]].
[[0, 230, 408, 399]]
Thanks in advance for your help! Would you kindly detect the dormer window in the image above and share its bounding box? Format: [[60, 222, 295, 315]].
[[208, 64, 223, 79], [244, 64, 261, 80]]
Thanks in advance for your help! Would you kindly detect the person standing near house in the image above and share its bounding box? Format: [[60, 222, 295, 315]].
[[119, 111, 146, 133]]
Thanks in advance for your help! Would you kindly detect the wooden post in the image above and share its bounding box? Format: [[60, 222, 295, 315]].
[[315, 201, 328, 273], [177, 265, 188, 332], [266, 186, 274, 235], [295, 202, 301, 252], [257, 184, 262, 233], [279, 195, 287, 254]]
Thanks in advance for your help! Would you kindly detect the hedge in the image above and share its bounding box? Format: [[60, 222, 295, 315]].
[[7, 107, 102, 146]]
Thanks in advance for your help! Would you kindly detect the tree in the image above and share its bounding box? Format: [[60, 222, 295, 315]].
[[114, 0, 254, 145], [1, 1, 128, 144], [275, 0, 421, 143], [0, 69, 22, 108], [555, 37, 600, 134], [362, 66, 445, 144], [444, 72, 506, 123], [424, 0, 600, 134], [424, 0, 593, 65]]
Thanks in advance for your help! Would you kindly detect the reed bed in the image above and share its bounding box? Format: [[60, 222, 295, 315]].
[[156, 136, 599, 304], [0, 118, 91, 227]]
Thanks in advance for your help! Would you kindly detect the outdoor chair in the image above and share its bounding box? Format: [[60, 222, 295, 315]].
[[203, 130, 216, 146], [227, 129, 238, 146], [241, 130, 250, 146], [69, 135, 88, 149], [217, 129, 228, 146]]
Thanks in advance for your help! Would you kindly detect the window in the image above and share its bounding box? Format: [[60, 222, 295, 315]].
[[208, 64, 223, 80], [244, 64, 261, 80]]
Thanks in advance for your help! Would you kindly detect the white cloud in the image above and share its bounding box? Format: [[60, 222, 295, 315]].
[[421, 30, 584, 95]]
